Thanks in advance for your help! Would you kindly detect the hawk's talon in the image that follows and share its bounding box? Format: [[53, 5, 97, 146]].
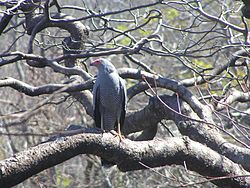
[[110, 130, 125, 142]]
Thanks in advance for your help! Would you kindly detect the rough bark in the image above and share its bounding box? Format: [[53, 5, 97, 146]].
[[124, 95, 250, 172], [0, 132, 249, 188]]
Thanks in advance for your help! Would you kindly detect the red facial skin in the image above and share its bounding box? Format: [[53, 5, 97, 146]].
[[90, 59, 102, 67]]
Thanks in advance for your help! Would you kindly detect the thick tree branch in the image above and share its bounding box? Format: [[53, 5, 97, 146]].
[[216, 89, 250, 110], [1, 74, 249, 172], [0, 53, 91, 80], [0, 0, 27, 35], [0, 132, 249, 188], [125, 95, 250, 172], [4, 74, 248, 172], [0, 14, 13, 35], [177, 120, 250, 172], [119, 68, 212, 121]]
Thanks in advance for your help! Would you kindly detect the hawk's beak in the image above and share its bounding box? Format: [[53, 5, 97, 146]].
[[90, 60, 98, 66]]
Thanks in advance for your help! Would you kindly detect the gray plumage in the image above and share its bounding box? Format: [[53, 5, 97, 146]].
[[91, 58, 127, 134]]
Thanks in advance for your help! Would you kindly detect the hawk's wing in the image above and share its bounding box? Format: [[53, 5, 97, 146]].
[[93, 85, 101, 128], [119, 78, 127, 129]]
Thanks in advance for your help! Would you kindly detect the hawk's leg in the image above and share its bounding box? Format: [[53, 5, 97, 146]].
[[110, 123, 124, 141], [117, 123, 124, 141]]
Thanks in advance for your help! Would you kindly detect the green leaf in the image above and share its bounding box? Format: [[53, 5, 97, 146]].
[[165, 9, 179, 20], [56, 175, 72, 188], [193, 59, 212, 69], [139, 29, 152, 36], [120, 37, 131, 45], [117, 25, 128, 31]]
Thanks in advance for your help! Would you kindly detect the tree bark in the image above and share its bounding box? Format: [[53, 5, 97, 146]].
[[0, 132, 249, 188]]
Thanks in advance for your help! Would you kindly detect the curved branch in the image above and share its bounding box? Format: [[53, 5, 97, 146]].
[[53, 37, 151, 62], [119, 68, 211, 120], [180, 50, 250, 87], [1, 73, 248, 173], [0, 14, 13, 35], [0, 77, 94, 96], [216, 89, 250, 110], [50, 1, 162, 23], [125, 95, 250, 172], [23, 5, 89, 67], [0, 132, 249, 188], [25, 13, 89, 49], [185, 1, 245, 33], [48, 61, 91, 80], [0, 53, 91, 80], [0, 0, 27, 35]]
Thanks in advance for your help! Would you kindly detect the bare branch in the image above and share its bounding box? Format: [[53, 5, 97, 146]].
[[0, 77, 94, 96], [180, 50, 250, 87], [185, 0, 245, 33], [216, 89, 250, 110], [0, 132, 249, 188], [119, 68, 211, 120]]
